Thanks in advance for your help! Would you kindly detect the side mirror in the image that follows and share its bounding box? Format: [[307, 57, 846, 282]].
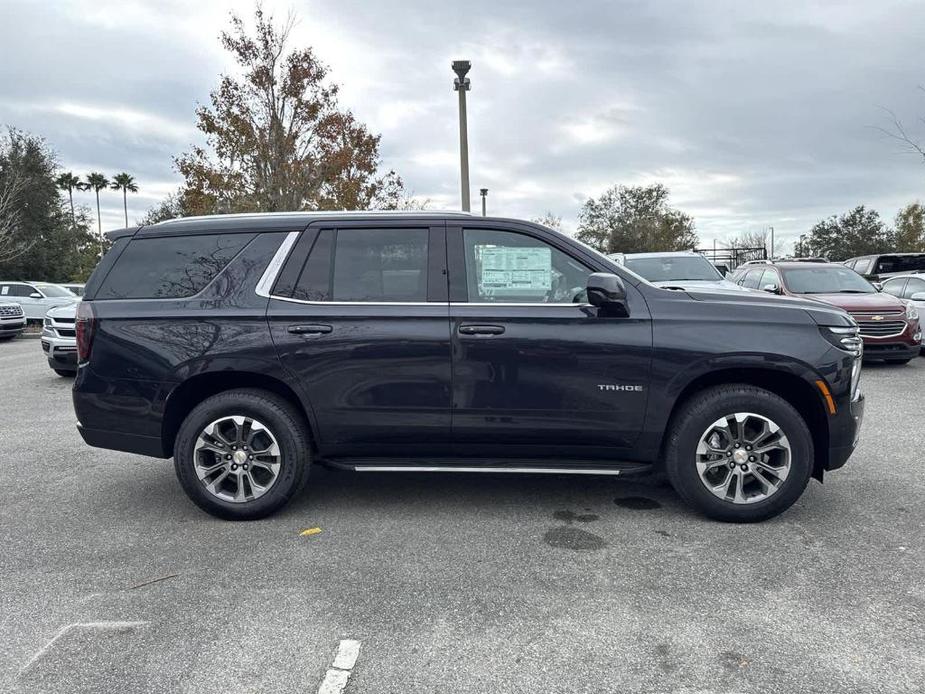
[[761, 283, 780, 294], [910, 292, 925, 302], [587, 272, 628, 316], [29, 292, 42, 299], [872, 282, 883, 292]]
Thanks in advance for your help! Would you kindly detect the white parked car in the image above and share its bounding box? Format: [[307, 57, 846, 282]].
[[42, 302, 78, 376], [881, 274, 925, 350], [0, 300, 26, 340], [0, 281, 78, 320], [609, 251, 749, 292]]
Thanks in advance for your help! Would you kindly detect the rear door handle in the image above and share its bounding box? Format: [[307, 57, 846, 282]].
[[288, 323, 333, 335], [458, 324, 505, 336]]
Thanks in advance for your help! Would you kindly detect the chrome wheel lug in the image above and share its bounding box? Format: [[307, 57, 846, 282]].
[[749, 456, 756, 462]]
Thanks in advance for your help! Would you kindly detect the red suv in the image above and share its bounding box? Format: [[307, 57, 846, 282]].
[[732, 261, 921, 364]]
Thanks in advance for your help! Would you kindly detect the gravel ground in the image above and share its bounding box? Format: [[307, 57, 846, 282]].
[[1, 337, 923, 694]]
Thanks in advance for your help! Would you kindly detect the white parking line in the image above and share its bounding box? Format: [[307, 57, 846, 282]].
[[317, 639, 362, 694], [19, 621, 149, 676]]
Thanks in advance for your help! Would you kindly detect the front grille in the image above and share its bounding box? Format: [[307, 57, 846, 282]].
[[0, 305, 24, 318], [857, 320, 906, 337], [56, 328, 76, 337], [54, 317, 75, 324]]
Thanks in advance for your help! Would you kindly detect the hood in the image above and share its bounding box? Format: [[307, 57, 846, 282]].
[[683, 287, 853, 327], [46, 301, 78, 319], [797, 292, 905, 313], [651, 279, 748, 292]]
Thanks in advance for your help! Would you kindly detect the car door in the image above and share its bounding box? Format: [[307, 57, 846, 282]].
[[446, 222, 653, 458], [267, 220, 452, 458]]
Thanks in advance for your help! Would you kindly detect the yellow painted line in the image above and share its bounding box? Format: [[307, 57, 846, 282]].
[[300, 527, 322, 537]]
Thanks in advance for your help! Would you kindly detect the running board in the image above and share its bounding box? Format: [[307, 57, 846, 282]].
[[324, 459, 653, 476]]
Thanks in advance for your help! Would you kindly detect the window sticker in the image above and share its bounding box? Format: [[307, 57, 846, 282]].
[[0, 286, 7, 295], [477, 246, 551, 294]]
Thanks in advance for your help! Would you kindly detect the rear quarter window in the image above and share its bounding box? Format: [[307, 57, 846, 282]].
[[95, 233, 255, 300]]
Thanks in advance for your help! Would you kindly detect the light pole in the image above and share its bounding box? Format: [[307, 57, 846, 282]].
[[480, 188, 488, 216], [453, 60, 471, 212], [769, 225, 775, 259]]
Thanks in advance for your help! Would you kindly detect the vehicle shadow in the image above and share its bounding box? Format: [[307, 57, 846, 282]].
[[286, 466, 680, 518]]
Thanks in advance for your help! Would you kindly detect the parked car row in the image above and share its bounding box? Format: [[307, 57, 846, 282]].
[[0, 281, 79, 319], [606, 253, 922, 365]]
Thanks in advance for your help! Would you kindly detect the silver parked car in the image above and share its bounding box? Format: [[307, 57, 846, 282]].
[[0, 300, 26, 340], [42, 302, 78, 376], [0, 281, 78, 320], [609, 251, 749, 292], [881, 274, 925, 351]]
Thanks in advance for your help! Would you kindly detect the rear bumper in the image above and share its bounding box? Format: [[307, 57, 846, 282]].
[[826, 393, 864, 471], [77, 423, 166, 458]]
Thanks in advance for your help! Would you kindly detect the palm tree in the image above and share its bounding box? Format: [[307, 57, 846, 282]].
[[110, 172, 139, 227], [55, 172, 85, 228], [85, 172, 109, 251]]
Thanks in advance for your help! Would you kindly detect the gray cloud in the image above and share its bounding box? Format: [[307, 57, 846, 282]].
[[1, 0, 923, 248]]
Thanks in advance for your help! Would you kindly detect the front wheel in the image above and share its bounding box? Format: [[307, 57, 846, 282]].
[[664, 385, 813, 523], [174, 389, 311, 520]]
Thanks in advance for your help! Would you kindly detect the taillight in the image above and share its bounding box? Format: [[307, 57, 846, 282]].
[[75, 301, 97, 363]]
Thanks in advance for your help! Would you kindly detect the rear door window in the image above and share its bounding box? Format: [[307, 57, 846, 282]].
[[291, 228, 429, 303], [853, 258, 873, 274], [95, 233, 255, 299]]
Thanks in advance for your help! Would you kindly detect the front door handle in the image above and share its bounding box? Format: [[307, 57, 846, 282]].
[[288, 323, 333, 335], [458, 324, 505, 336]]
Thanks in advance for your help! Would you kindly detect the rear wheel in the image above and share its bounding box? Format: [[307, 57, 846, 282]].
[[53, 369, 75, 377], [174, 389, 311, 520], [665, 385, 813, 522]]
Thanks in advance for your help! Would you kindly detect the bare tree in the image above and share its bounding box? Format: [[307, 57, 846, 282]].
[[874, 87, 925, 163], [724, 229, 768, 252], [0, 166, 29, 263]]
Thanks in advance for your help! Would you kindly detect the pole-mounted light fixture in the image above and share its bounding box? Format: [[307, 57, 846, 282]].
[[480, 188, 488, 216], [453, 60, 472, 212]]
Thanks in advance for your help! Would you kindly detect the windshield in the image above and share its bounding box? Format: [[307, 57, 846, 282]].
[[781, 266, 876, 294], [623, 256, 723, 283], [34, 284, 76, 298]]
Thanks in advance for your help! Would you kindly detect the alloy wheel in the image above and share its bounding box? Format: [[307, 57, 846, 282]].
[[695, 412, 791, 504], [193, 416, 282, 503]]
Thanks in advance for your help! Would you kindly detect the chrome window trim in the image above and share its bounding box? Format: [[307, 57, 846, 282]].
[[255, 231, 301, 299], [266, 294, 589, 308], [258, 230, 591, 307]]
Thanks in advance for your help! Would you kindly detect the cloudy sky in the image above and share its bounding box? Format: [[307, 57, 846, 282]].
[[2, 0, 924, 251]]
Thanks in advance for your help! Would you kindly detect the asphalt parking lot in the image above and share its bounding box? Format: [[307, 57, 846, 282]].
[[1, 337, 923, 694]]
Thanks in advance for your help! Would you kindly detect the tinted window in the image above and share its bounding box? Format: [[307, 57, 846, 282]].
[[903, 277, 925, 298], [34, 284, 75, 297], [463, 229, 591, 303], [758, 269, 779, 288], [741, 269, 763, 289], [291, 230, 334, 302], [780, 266, 876, 294], [313, 228, 429, 302], [96, 233, 254, 299], [623, 255, 722, 282], [1, 284, 32, 297], [881, 279, 906, 297]]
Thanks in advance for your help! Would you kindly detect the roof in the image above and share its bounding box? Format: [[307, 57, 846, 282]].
[[143, 210, 476, 236], [611, 251, 701, 259]]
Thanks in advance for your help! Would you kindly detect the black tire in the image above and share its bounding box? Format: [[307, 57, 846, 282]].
[[174, 388, 312, 520], [0, 335, 16, 341], [664, 384, 813, 523], [54, 368, 75, 377], [885, 358, 912, 365]]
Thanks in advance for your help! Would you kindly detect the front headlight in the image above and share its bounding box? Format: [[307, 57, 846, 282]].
[[906, 302, 919, 321], [820, 325, 862, 357], [43, 317, 52, 328]]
